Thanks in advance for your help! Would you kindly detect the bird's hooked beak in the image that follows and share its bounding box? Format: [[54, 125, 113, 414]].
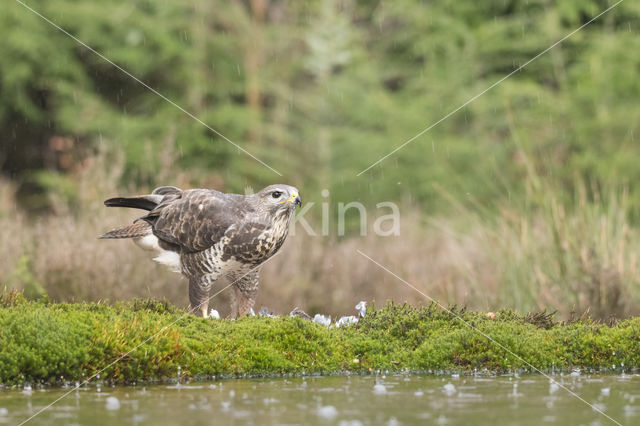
[[278, 191, 301, 207], [290, 192, 302, 207]]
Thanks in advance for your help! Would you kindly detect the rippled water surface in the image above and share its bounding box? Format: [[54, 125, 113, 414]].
[[1, 373, 638, 425]]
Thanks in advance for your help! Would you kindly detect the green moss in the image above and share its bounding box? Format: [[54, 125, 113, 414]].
[[0, 299, 638, 385]]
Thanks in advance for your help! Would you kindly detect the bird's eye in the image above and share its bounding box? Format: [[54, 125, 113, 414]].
[[271, 191, 283, 198]]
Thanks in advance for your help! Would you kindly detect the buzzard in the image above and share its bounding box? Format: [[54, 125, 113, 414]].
[[100, 185, 301, 318]]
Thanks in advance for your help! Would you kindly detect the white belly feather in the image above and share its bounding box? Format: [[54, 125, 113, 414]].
[[134, 234, 161, 251], [133, 234, 181, 273], [153, 251, 181, 273]]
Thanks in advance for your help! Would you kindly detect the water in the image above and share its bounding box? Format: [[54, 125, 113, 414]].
[[1, 374, 638, 425]]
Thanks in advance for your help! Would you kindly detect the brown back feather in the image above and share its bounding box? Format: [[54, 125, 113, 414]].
[[140, 189, 245, 252]]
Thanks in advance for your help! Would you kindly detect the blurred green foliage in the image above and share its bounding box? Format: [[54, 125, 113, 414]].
[[1, 0, 639, 211]]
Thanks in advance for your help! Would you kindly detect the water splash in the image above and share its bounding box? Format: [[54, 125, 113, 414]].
[[105, 396, 120, 410], [442, 383, 456, 396], [373, 384, 388, 395], [317, 405, 338, 419]]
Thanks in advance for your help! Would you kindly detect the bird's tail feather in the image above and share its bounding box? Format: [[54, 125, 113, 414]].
[[104, 194, 163, 211], [99, 221, 152, 239], [104, 186, 181, 211]]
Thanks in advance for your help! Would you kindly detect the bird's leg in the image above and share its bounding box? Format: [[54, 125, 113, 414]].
[[229, 269, 260, 318], [232, 285, 258, 318], [188, 276, 212, 318], [228, 289, 238, 319], [199, 302, 209, 318]]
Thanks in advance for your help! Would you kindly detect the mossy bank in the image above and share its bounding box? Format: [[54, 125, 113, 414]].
[[1, 294, 639, 386]]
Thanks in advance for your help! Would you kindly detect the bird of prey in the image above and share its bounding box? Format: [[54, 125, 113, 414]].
[[100, 185, 301, 318]]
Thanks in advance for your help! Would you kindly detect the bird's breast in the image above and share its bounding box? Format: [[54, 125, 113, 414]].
[[224, 217, 291, 264]]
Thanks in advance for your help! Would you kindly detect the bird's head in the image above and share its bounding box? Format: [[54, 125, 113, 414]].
[[256, 184, 301, 216]]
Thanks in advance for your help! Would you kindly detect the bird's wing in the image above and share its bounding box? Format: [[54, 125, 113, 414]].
[[140, 189, 247, 252]]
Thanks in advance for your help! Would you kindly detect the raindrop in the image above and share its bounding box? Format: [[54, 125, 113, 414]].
[[510, 383, 523, 398], [317, 405, 338, 419], [373, 384, 387, 395], [338, 420, 363, 426], [387, 417, 400, 426], [442, 383, 456, 396], [105, 396, 120, 411]]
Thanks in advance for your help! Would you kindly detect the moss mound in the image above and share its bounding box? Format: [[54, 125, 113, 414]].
[[1, 295, 639, 385]]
